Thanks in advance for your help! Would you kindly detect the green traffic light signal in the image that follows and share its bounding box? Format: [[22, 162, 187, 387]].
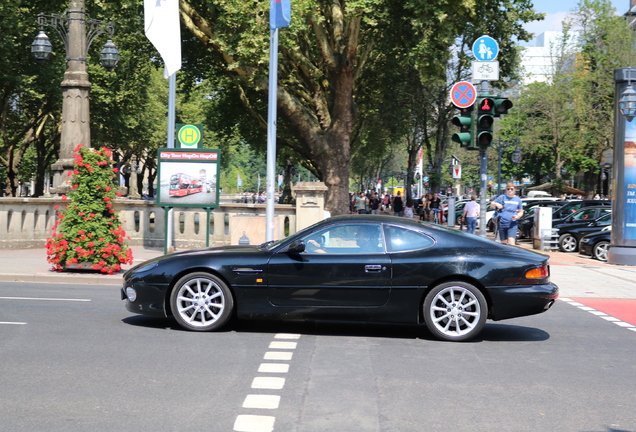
[[451, 106, 474, 148]]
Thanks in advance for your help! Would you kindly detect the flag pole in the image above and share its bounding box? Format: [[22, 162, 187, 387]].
[[166, 72, 177, 252], [265, 27, 278, 242]]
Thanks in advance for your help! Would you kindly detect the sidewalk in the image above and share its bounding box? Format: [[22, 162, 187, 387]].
[[0, 246, 163, 286], [1, 241, 636, 299]]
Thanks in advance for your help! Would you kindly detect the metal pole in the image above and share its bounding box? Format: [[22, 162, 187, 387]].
[[479, 146, 488, 238], [265, 28, 279, 242], [165, 72, 177, 253], [497, 140, 503, 196]]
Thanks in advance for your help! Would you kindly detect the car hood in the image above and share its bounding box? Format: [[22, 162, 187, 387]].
[[124, 245, 262, 277]]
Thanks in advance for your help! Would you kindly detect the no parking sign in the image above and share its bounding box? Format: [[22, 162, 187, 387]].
[[450, 81, 477, 109]]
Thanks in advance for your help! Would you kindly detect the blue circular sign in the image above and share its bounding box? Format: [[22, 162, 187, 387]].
[[472, 35, 499, 61]]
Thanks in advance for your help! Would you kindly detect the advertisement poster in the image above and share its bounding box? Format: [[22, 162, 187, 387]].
[[156, 149, 220, 208], [624, 120, 636, 239]]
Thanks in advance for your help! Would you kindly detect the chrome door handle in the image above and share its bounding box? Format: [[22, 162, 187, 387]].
[[365, 265, 383, 272]]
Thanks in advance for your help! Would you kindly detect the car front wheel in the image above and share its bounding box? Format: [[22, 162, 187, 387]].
[[559, 233, 578, 252], [170, 272, 234, 331], [423, 282, 487, 342], [593, 241, 610, 262]]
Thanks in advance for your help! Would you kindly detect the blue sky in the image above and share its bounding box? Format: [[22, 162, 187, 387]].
[[524, 0, 629, 35]]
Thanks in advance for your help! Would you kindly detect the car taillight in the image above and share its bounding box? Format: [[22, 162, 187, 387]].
[[525, 265, 549, 279]]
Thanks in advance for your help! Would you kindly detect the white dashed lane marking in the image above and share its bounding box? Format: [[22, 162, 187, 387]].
[[233, 333, 301, 432]]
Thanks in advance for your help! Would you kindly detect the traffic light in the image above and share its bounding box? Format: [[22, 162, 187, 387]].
[[492, 96, 513, 117], [476, 96, 494, 147], [451, 106, 474, 149]]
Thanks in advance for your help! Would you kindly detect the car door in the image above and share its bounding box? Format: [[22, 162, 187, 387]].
[[267, 223, 391, 307], [383, 224, 437, 289]]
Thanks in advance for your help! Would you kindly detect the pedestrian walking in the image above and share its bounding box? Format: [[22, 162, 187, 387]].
[[392, 192, 404, 217], [355, 192, 368, 214], [490, 183, 523, 245], [462, 195, 480, 235], [404, 198, 415, 218]]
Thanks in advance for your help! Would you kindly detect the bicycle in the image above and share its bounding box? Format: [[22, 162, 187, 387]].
[[431, 208, 441, 224]]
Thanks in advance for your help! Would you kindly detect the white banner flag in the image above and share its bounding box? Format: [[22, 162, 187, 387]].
[[144, 0, 182, 78]]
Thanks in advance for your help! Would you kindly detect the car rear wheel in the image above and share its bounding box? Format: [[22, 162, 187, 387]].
[[593, 241, 610, 262], [170, 272, 234, 331], [423, 282, 487, 342], [558, 233, 578, 252]]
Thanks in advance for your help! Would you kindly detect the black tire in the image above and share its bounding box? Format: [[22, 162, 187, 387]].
[[593, 241, 610, 262], [170, 272, 234, 332], [558, 233, 578, 252], [487, 218, 496, 232], [423, 281, 487, 342]]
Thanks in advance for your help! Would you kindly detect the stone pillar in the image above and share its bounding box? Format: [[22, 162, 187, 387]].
[[293, 182, 329, 232], [51, 0, 91, 194]]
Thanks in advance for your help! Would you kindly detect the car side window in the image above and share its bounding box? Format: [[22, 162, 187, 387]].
[[572, 208, 596, 220], [384, 225, 434, 253], [301, 224, 384, 254]]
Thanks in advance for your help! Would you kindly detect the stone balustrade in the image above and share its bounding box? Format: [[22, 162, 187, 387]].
[[0, 182, 328, 250], [0, 197, 296, 250]]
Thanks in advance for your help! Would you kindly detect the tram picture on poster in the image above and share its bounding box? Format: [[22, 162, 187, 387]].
[[156, 149, 220, 208], [624, 120, 636, 239]]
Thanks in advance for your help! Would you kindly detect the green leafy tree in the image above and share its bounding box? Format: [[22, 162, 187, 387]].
[[0, 0, 63, 197], [568, 0, 636, 195], [178, 0, 543, 214]]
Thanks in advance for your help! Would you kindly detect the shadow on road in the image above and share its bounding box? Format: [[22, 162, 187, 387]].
[[121, 315, 550, 342]]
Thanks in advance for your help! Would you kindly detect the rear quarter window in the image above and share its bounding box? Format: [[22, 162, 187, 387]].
[[384, 225, 435, 252]]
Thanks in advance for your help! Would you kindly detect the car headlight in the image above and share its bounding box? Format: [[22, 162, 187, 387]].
[[581, 238, 590, 244], [125, 286, 137, 302]]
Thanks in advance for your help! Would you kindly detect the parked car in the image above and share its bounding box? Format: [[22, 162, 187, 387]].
[[121, 214, 558, 342], [556, 210, 612, 252], [517, 201, 570, 239], [579, 227, 611, 262], [519, 200, 611, 240]]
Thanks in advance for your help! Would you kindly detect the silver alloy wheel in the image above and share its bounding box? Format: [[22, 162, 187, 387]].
[[424, 282, 487, 341], [559, 234, 578, 252], [593, 241, 610, 262], [170, 273, 233, 331]]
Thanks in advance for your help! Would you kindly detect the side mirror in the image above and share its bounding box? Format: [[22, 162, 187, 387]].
[[287, 240, 305, 253]]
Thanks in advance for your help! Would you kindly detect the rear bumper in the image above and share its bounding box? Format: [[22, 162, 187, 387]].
[[488, 282, 559, 321]]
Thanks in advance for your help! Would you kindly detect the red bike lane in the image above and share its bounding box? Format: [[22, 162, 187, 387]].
[[569, 298, 636, 326]]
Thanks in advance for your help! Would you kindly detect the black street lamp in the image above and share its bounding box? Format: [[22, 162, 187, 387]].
[[30, 0, 119, 194]]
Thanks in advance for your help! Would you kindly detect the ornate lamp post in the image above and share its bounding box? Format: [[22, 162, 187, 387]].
[[30, 0, 119, 194]]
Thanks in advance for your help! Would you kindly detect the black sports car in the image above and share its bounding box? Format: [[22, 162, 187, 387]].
[[121, 215, 558, 341], [578, 228, 611, 262]]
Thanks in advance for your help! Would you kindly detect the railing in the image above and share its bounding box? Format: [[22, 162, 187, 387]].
[[0, 197, 296, 250]]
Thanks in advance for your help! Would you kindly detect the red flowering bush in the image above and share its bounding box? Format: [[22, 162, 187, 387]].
[[46, 145, 133, 274]]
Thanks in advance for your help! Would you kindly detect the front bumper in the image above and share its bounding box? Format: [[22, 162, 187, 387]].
[[121, 281, 170, 318]]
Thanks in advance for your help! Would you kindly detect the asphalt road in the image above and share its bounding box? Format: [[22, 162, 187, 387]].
[[1, 281, 635, 432]]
